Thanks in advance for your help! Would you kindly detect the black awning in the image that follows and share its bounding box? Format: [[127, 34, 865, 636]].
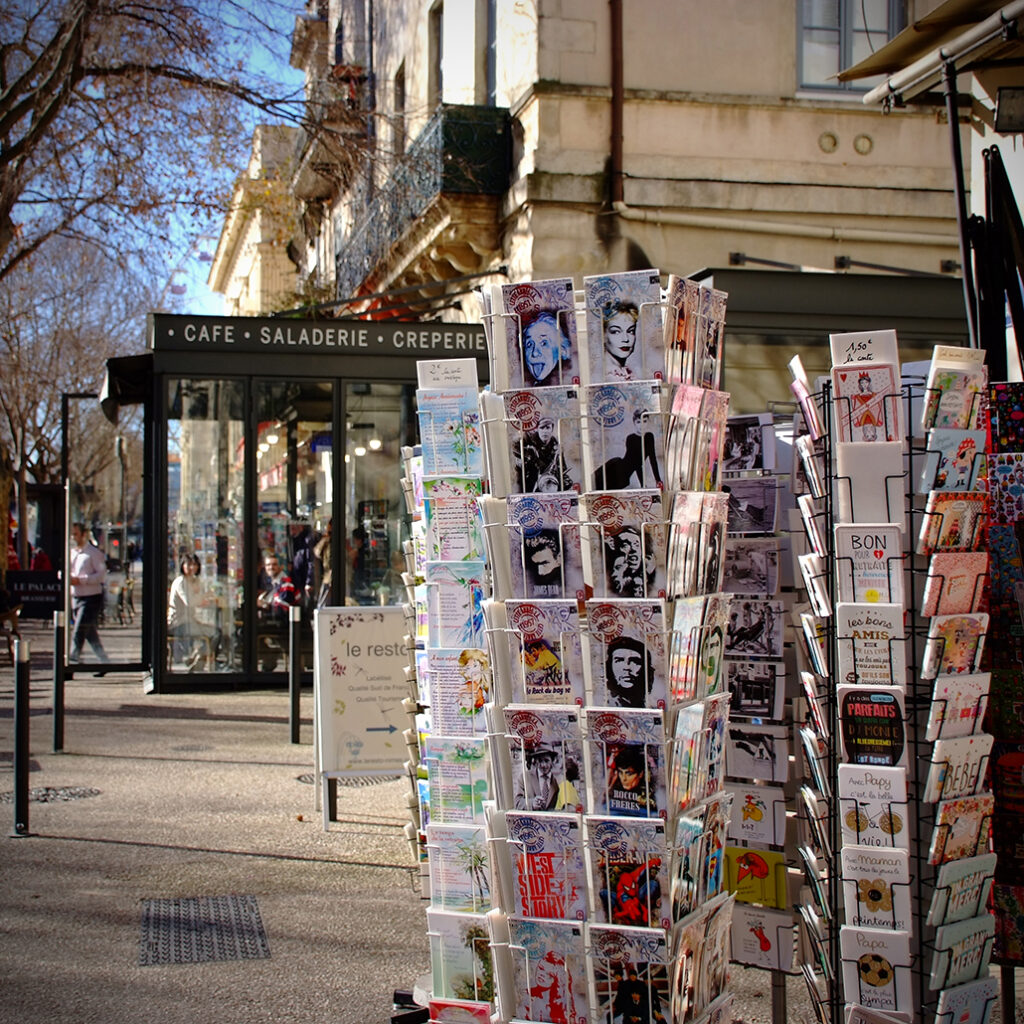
[[100, 353, 152, 423]]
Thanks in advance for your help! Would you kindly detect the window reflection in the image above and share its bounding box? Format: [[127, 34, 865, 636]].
[[166, 379, 244, 673]]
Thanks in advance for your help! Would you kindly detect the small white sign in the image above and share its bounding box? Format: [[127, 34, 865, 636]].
[[416, 357, 479, 389], [314, 607, 409, 779]]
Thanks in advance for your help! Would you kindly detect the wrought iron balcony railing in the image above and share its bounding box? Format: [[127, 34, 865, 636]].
[[335, 103, 511, 299]]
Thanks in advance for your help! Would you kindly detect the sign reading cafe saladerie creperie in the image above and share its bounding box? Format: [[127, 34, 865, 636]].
[[149, 314, 487, 356]]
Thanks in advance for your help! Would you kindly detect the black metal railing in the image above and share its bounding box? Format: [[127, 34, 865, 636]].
[[335, 104, 510, 298]]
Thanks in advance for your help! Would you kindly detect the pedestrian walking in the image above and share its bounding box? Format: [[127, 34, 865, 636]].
[[69, 522, 109, 663]]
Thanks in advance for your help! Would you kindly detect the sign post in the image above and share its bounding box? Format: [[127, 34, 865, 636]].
[[313, 607, 410, 827]]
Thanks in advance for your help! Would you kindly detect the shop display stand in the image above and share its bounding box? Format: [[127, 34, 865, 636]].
[[790, 342, 1001, 1024]]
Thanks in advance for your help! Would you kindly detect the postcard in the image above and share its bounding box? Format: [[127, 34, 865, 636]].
[[507, 916, 588, 1024], [835, 442, 905, 528], [722, 413, 776, 473], [589, 923, 673, 1024], [427, 908, 494, 1002], [425, 561, 486, 650], [725, 598, 785, 659], [585, 815, 669, 929], [832, 363, 902, 443], [726, 722, 789, 783], [504, 599, 586, 705], [585, 380, 666, 491], [507, 492, 585, 601], [586, 599, 668, 710], [423, 477, 484, 562], [504, 385, 582, 494], [506, 811, 587, 920], [583, 489, 667, 599], [725, 658, 786, 720], [730, 904, 795, 971], [427, 647, 491, 737], [989, 380, 1024, 452], [417, 387, 484, 476], [722, 537, 780, 596], [840, 847, 911, 932], [725, 783, 788, 846], [723, 476, 779, 535], [503, 704, 585, 814], [723, 845, 787, 909], [584, 269, 664, 384], [426, 823, 491, 913], [497, 277, 579, 390], [585, 708, 667, 819]]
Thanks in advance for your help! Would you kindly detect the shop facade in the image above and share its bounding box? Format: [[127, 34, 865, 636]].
[[102, 313, 486, 692]]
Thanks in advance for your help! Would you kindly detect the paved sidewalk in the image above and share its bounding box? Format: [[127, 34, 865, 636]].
[[2, 619, 1019, 1024], [1, 619, 428, 1024]]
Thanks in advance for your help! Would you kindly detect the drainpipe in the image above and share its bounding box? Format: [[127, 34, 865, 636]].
[[610, 0, 624, 205], [942, 60, 979, 348]]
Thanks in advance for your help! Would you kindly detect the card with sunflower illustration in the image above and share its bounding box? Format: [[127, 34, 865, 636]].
[[840, 846, 911, 932]]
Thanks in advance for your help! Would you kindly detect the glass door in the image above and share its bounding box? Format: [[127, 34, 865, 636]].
[[254, 381, 333, 672], [165, 379, 245, 674], [343, 382, 417, 605]]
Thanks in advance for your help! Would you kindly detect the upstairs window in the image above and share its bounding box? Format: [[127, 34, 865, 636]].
[[800, 0, 905, 90]]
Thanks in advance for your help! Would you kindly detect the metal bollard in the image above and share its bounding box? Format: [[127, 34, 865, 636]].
[[53, 610, 65, 752], [12, 638, 32, 836], [288, 604, 302, 744]]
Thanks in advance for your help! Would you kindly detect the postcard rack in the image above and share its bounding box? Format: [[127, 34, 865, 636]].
[[788, 336, 1007, 1024]]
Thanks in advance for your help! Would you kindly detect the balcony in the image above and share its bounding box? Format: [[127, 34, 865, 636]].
[[335, 103, 511, 301]]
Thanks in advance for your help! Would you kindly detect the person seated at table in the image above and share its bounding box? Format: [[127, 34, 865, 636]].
[[167, 554, 219, 670], [256, 550, 299, 671]]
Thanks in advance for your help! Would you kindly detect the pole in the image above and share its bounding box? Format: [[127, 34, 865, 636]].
[[288, 604, 302, 744], [53, 610, 65, 752], [942, 60, 979, 348], [12, 638, 32, 836]]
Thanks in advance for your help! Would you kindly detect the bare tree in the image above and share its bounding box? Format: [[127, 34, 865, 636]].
[[0, 0, 356, 285]]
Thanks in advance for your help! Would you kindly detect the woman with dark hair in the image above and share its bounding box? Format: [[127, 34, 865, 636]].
[[167, 553, 219, 670]]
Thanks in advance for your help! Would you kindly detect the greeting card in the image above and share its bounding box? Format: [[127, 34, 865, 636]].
[[921, 612, 988, 679], [835, 603, 906, 689], [922, 733, 993, 803], [926, 852, 997, 927], [839, 925, 913, 1017], [918, 428, 987, 493], [837, 685, 907, 767], [928, 793, 994, 865], [837, 765, 909, 850], [730, 903, 795, 971], [916, 491, 989, 557], [920, 552, 988, 617], [723, 846, 787, 909], [933, 975, 998, 1024], [989, 380, 1024, 452], [840, 846, 911, 931], [833, 523, 905, 606], [832, 363, 902, 443], [835, 442, 905, 528], [924, 672, 991, 741], [930, 913, 995, 990], [725, 783, 788, 846]]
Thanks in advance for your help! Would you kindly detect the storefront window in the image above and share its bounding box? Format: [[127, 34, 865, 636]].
[[344, 382, 416, 605], [166, 379, 245, 673], [254, 381, 333, 672]]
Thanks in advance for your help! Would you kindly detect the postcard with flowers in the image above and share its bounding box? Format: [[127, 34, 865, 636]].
[[417, 387, 483, 476], [841, 846, 911, 931]]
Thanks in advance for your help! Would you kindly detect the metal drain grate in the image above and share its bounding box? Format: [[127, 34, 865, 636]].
[[0, 785, 100, 804], [139, 894, 270, 966]]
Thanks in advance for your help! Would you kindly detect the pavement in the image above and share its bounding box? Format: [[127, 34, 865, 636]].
[[1, 617, 1019, 1024]]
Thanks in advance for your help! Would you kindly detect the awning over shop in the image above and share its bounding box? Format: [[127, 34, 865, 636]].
[[838, 0, 1024, 105], [100, 353, 152, 423]]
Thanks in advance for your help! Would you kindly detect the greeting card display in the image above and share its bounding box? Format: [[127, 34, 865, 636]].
[[839, 925, 913, 1017], [835, 442, 905, 528], [918, 428, 987, 493], [496, 277, 579, 390], [933, 975, 998, 1024], [920, 612, 988, 679], [835, 603, 906, 689], [840, 846, 911, 931], [504, 599, 586, 705], [832, 363, 902, 443], [722, 537, 780, 595], [583, 490, 667, 598], [424, 477, 484, 561], [585, 381, 665, 491], [586, 599, 668, 710], [922, 733, 994, 803], [924, 672, 990, 741], [837, 686, 907, 767], [837, 765, 909, 849], [666, 386, 730, 493], [723, 476, 779, 535], [503, 705, 585, 813], [723, 845, 787, 908], [669, 793, 731, 921], [928, 793, 995, 865], [589, 923, 672, 1024], [505, 811, 587, 920], [427, 647, 491, 736], [584, 269, 663, 383], [424, 735, 490, 825], [669, 692, 730, 809], [426, 823, 492, 913], [669, 893, 734, 1023], [427, 907, 494, 1002], [916, 491, 989, 556], [585, 708, 667, 819], [929, 913, 995, 990], [729, 904, 795, 971], [418, 388, 484, 476], [586, 815, 669, 929], [725, 598, 784, 659], [507, 493, 584, 600], [725, 783, 788, 846], [725, 659, 785, 721], [506, 916, 589, 1024], [722, 412, 776, 473], [726, 722, 789, 784], [920, 552, 988, 617], [926, 853, 997, 927], [504, 386, 582, 494], [833, 523, 905, 606]]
